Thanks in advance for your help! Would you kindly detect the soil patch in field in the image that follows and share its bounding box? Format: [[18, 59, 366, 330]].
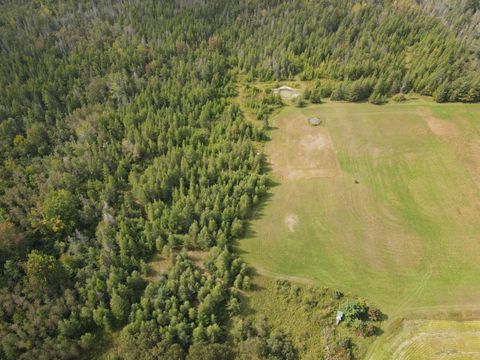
[[269, 112, 340, 180], [284, 213, 299, 232], [420, 107, 459, 138], [419, 106, 480, 187]]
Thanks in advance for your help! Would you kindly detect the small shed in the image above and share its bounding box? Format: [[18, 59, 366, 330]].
[[335, 311, 344, 325], [308, 117, 322, 126]]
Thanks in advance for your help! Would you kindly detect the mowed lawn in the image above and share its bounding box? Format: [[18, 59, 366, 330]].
[[375, 318, 480, 359], [241, 100, 480, 316]]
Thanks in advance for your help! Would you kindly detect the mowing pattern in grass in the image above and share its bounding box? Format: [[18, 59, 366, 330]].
[[241, 101, 480, 315], [379, 319, 480, 359]]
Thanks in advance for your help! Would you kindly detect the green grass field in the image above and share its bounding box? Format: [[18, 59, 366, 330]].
[[240, 99, 480, 358], [372, 316, 480, 359]]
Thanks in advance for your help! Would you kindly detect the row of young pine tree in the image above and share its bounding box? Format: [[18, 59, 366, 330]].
[[229, 0, 480, 103], [0, 1, 479, 359]]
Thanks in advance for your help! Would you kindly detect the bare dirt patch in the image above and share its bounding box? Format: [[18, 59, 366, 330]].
[[147, 250, 209, 281], [300, 133, 329, 151], [269, 112, 340, 180], [419, 107, 459, 138], [284, 213, 299, 232]]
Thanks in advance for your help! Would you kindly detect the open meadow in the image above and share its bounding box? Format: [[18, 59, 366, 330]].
[[373, 316, 480, 359], [240, 100, 480, 358]]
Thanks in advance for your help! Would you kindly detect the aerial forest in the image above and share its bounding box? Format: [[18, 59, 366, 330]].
[[0, 0, 479, 359]]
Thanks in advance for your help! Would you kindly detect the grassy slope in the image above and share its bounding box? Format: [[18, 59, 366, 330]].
[[240, 99, 480, 358]]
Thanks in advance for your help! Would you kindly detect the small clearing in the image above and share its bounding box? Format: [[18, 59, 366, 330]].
[[146, 253, 170, 281], [187, 250, 208, 271], [146, 250, 209, 281]]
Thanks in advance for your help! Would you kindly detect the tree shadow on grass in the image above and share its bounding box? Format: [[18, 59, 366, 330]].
[[232, 159, 280, 320], [378, 311, 389, 322], [374, 326, 384, 336], [233, 173, 280, 257], [236, 268, 266, 318], [237, 290, 255, 317], [232, 124, 282, 316]]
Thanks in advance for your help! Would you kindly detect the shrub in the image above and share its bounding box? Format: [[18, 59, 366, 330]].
[[369, 92, 387, 105], [263, 330, 299, 360], [368, 306, 383, 321], [435, 83, 451, 103], [310, 87, 323, 104], [392, 93, 406, 102], [332, 290, 343, 300], [330, 84, 346, 101], [294, 96, 306, 108], [339, 300, 368, 324], [361, 323, 378, 337], [338, 337, 353, 349]]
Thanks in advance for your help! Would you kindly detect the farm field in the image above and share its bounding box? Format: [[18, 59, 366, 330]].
[[371, 309, 480, 359], [240, 100, 480, 358]]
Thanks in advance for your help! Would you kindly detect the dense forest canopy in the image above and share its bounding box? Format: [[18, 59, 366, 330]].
[[0, 0, 478, 359]]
